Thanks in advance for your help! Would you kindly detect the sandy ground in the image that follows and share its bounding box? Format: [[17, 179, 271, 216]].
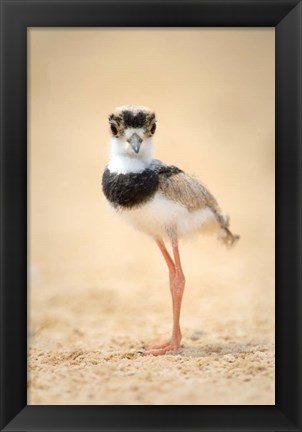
[[28, 29, 275, 404], [28, 217, 275, 405]]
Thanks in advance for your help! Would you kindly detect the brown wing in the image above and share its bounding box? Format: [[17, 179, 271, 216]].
[[158, 171, 214, 210], [158, 170, 228, 226], [156, 165, 239, 246]]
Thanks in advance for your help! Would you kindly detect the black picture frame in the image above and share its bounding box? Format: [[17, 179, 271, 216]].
[[0, 0, 301, 431]]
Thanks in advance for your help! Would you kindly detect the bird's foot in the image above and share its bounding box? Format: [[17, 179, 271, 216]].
[[142, 335, 181, 356], [142, 344, 176, 356], [143, 340, 171, 351]]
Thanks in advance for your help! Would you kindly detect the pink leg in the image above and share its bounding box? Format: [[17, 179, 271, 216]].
[[156, 238, 175, 275], [143, 237, 185, 356], [170, 239, 185, 349]]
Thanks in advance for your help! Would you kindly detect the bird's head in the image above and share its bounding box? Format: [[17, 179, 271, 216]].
[[108, 105, 156, 161]]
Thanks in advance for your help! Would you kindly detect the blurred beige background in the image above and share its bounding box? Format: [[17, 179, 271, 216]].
[[28, 28, 275, 405]]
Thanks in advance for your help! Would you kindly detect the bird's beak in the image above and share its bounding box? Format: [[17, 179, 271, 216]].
[[127, 133, 143, 154]]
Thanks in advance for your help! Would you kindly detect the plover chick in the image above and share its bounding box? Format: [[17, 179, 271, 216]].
[[102, 105, 239, 356]]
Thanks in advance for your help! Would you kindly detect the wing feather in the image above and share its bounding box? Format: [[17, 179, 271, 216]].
[[158, 171, 214, 210], [157, 166, 228, 228], [152, 161, 239, 246]]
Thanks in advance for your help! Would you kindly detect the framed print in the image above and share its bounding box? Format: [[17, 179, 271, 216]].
[[0, 0, 301, 431], [27, 26, 273, 405]]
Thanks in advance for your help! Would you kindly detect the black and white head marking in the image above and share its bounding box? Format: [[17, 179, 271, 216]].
[[108, 105, 157, 139], [107, 105, 157, 173]]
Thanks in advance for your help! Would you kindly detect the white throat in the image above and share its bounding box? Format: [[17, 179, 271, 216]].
[[107, 136, 154, 174], [108, 155, 151, 174]]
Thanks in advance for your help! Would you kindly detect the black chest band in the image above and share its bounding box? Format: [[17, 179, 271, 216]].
[[102, 168, 159, 209]]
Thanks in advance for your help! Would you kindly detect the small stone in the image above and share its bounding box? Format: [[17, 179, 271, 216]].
[[223, 354, 236, 362], [254, 351, 266, 359], [190, 330, 206, 341]]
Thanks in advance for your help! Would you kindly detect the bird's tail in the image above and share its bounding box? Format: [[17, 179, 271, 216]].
[[219, 226, 240, 247], [215, 212, 240, 248]]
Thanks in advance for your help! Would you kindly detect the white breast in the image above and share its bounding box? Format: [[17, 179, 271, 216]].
[[116, 192, 217, 239]]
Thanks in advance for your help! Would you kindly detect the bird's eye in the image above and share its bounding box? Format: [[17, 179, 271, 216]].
[[110, 124, 118, 136], [150, 123, 156, 135]]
